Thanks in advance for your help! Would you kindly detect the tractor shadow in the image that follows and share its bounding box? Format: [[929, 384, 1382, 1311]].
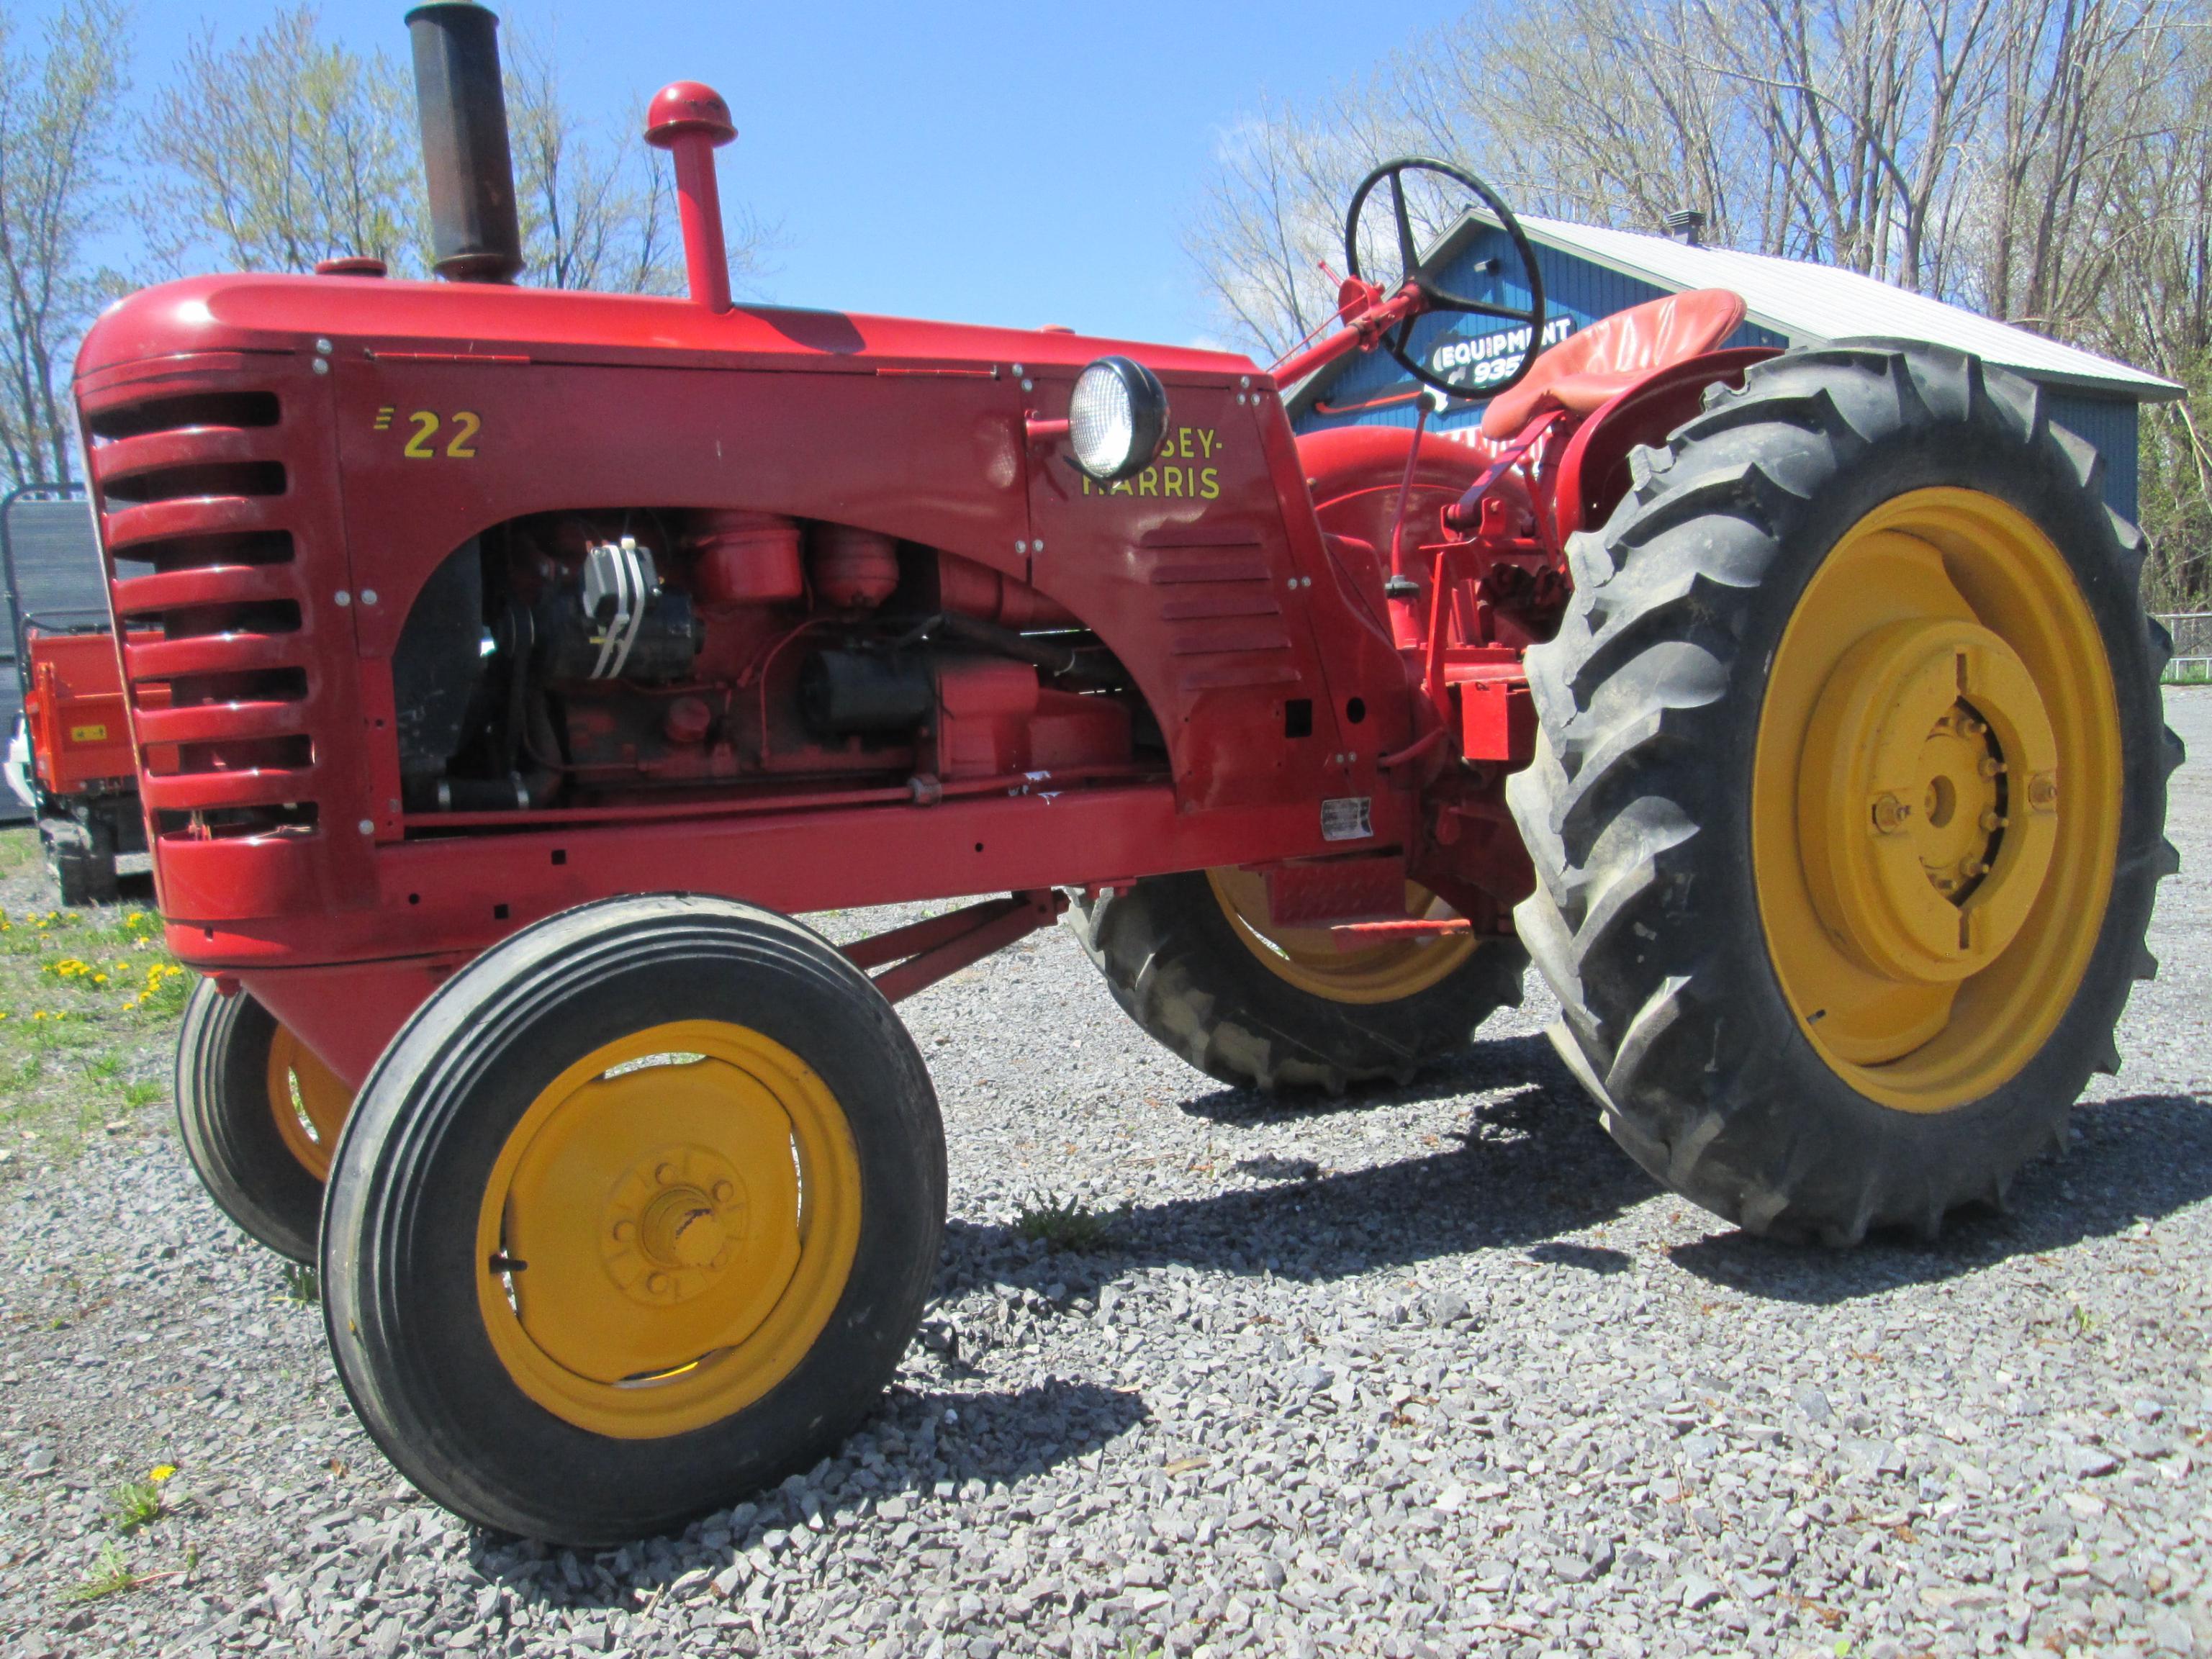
[[461, 1377, 1147, 1601], [1666, 1090, 2212, 1304], [1172, 1028, 1568, 1126], [949, 1022, 2212, 1307], [947, 1030, 1666, 1283]]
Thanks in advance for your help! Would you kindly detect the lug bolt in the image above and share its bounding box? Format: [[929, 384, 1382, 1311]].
[[713, 1180, 735, 1203], [1962, 858, 1987, 878], [1979, 810, 2006, 832], [2027, 772, 2059, 810], [1979, 757, 2003, 777], [1871, 793, 1910, 833], [647, 1273, 669, 1296], [1961, 717, 1985, 736], [611, 1219, 635, 1242], [654, 1162, 677, 1186]]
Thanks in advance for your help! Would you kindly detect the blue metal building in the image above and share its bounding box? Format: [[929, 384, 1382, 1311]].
[[1286, 212, 2181, 519]]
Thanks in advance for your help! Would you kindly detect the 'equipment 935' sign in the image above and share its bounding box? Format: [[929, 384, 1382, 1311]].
[[1429, 316, 1575, 392]]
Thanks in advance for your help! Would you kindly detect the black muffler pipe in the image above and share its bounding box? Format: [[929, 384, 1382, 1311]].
[[406, 1, 523, 283]]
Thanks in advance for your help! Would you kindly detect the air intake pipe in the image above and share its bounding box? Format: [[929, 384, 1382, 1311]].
[[406, 1, 523, 283]]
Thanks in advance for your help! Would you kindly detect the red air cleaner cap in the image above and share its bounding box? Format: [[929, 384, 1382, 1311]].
[[644, 82, 736, 149]]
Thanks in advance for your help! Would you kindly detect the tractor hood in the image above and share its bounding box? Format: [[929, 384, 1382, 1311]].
[[76, 272, 1256, 389]]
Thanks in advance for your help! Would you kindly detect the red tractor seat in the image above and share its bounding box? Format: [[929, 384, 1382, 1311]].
[[1479, 289, 1747, 440]]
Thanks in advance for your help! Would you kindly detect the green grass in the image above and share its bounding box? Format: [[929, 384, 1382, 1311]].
[[281, 1263, 320, 1306], [0, 828, 189, 1164], [109, 1478, 164, 1534], [1013, 1193, 1116, 1253], [69, 1540, 141, 1602]]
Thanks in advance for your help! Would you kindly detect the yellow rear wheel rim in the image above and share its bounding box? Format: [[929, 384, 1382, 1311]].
[[266, 1025, 352, 1182], [475, 1020, 862, 1439], [1753, 487, 2121, 1112], [1207, 868, 1475, 1004]]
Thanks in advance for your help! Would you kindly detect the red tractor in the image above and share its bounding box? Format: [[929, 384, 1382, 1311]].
[[79, 4, 2175, 1543], [2, 483, 148, 904]]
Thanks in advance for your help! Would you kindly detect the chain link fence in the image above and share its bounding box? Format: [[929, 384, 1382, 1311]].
[[2159, 612, 2211, 684]]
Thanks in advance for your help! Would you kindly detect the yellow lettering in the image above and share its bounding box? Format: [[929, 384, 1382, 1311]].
[[446, 410, 482, 458], [1111, 478, 1133, 495], [1162, 466, 1185, 497], [1199, 466, 1220, 500], [1137, 469, 1157, 497], [402, 410, 440, 458], [1178, 428, 1196, 458], [1196, 428, 1217, 459]]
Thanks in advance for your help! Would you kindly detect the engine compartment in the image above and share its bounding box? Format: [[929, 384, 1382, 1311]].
[[392, 510, 1157, 823]]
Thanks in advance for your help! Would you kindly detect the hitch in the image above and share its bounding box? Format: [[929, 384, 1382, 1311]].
[[839, 890, 1067, 1003]]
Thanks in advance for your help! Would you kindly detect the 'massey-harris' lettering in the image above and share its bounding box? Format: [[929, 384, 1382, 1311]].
[[1081, 426, 1222, 499]]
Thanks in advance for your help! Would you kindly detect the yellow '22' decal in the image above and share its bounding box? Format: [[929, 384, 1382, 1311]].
[[376, 407, 482, 458]]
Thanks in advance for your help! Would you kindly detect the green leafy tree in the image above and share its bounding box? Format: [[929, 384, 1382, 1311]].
[[141, 6, 422, 276], [0, 1, 130, 489]]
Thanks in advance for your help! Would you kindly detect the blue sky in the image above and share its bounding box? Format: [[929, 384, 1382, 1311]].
[[44, 0, 1471, 348]]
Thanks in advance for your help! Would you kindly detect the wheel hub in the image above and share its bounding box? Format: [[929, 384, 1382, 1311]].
[[601, 1147, 746, 1306], [1801, 617, 2060, 984]]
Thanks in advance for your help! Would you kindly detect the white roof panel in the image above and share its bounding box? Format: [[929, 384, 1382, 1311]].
[[1514, 215, 2180, 401]]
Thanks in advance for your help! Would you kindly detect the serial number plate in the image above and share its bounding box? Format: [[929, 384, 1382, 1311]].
[[68, 724, 109, 743], [1320, 797, 1373, 841]]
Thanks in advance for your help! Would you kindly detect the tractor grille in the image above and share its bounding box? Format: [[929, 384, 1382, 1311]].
[[83, 382, 325, 837]]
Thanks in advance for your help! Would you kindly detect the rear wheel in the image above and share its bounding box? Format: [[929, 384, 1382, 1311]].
[[320, 894, 944, 1544], [1073, 869, 1524, 1092], [1510, 341, 2179, 1243], [44, 810, 117, 908], [175, 980, 353, 1262]]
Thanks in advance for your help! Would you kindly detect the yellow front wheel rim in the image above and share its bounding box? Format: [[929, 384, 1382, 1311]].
[[475, 1020, 862, 1439], [1208, 869, 1476, 1004], [266, 1025, 352, 1182], [1754, 488, 2121, 1112]]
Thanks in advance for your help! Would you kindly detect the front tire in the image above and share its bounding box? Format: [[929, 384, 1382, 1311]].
[[1510, 341, 2179, 1244], [175, 980, 353, 1262], [320, 894, 944, 1544], [1074, 869, 1524, 1093]]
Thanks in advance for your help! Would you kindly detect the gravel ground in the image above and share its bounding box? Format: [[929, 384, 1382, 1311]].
[[2, 687, 2207, 1659]]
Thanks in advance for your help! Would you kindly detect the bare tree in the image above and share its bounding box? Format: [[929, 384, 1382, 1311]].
[[502, 14, 775, 298], [0, 1, 129, 489], [1189, 0, 2212, 602], [141, 6, 422, 277], [507, 27, 676, 294]]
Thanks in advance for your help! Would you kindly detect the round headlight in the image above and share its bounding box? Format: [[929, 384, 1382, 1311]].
[[1067, 356, 1170, 484]]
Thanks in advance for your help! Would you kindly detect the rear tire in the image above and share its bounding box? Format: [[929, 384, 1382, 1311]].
[[320, 893, 945, 1545], [44, 812, 116, 908], [1073, 869, 1524, 1093], [1510, 341, 2178, 1244], [175, 980, 352, 1263]]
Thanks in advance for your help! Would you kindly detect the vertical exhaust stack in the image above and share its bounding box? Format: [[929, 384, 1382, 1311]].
[[407, 1, 523, 284]]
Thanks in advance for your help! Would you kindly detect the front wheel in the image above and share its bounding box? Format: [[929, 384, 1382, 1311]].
[[175, 980, 354, 1262], [320, 894, 944, 1544], [1511, 341, 2179, 1244]]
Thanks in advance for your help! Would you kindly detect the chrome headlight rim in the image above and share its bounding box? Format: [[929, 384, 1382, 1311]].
[[1068, 356, 1170, 484]]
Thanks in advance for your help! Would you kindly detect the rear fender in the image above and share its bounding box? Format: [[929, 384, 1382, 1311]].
[[1550, 347, 1779, 541]]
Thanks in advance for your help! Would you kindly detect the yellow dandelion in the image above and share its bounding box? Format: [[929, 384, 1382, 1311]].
[[149, 1465, 176, 1483]]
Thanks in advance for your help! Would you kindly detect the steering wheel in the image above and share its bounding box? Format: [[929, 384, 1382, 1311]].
[[1342, 157, 1547, 400]]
